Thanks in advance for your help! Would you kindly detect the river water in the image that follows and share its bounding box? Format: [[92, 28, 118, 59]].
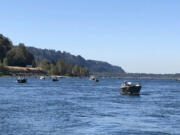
[[0, 77, 179, 135]]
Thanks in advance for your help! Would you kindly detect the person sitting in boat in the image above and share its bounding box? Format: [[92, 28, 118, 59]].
[[18, 76, 21, 80], [124, 81, 127, 85], [123, 81, 132, 86]]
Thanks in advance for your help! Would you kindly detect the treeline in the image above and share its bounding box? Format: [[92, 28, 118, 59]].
[[93, 72, 180, 79], [0, 34, 89, 76], [39, 59, 89, 76], [0, 34, 35, 67], [27, 47, 125, 73]]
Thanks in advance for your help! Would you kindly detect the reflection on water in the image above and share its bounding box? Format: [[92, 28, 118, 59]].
[[0, 77, 179, 135]]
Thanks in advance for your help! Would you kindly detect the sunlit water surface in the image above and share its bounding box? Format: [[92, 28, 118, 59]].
[[0, 77, 180, 135]]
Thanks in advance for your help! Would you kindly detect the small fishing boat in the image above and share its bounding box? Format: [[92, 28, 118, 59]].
[[94, 79, 99, 82], [90, 75, 99, 82], [52, 77, 58, 82], [90, 75, 95, 80], [17, 77, 27, 83], [40, 76, 45, 80], [120, 81, 141, 95], [176, 78, 180, 81]]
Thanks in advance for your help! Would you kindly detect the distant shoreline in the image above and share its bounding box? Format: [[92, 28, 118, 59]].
[[4, 66, 46, 76], [1, 66, 87, 77], [92, 73, 180, 79], [1, 66, 180, 79]]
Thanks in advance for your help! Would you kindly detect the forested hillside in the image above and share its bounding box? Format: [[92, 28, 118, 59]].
[[0, 34, 89, 76], [0, 33, 125, 75], [27, 47, 125, 73]]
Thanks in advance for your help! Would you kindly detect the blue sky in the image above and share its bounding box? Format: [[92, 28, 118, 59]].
[[0, 0, 180, 73]]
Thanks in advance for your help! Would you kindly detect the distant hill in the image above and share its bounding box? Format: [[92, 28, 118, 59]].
[[27, 47, 125, 73]]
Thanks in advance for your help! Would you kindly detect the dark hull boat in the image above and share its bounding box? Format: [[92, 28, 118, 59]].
[[17, 79, 27, 83], [94, 79, 99, 82], [52, 78, 58, 82], [90, 75, 99, 82], [90, 75, 95, 80], [120, 81, 141, 95]]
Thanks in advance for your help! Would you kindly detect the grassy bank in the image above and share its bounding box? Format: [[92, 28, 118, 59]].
[[6, 66, 46, 76]]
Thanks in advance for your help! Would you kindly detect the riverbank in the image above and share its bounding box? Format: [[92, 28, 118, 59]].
[[6, 66, 46, 76], [2, 66, 85, 77], [2, 66, 180, 79]]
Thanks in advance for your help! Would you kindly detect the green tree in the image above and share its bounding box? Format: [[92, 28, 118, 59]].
[[6, 43, 35, 67], [49, 63, 58, 75], [3, 57, 8, 66], [39, 58, 89, 77], [0, 62, 8, 76], [72, 65, 80, 76], [40, 59, 50, 72], [56, 59, 68, 75], [80, 67, 89, 76], [0, 34, 12, 62], [66, 64, 73, 76]]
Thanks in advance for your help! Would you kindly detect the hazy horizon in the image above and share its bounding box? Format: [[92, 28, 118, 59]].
[[1, 0, 179, 74]]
